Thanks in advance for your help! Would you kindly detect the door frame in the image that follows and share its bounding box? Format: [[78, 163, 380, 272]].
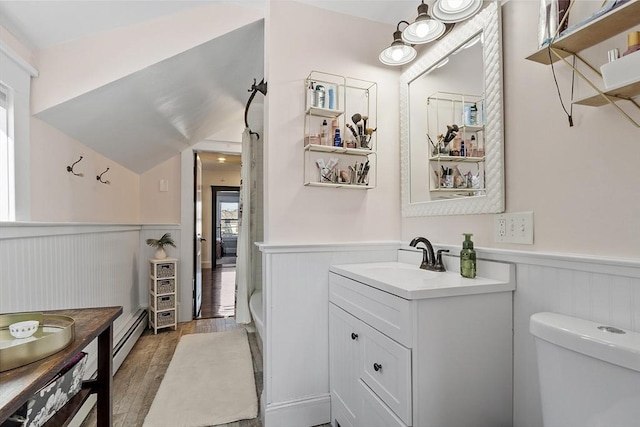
[[211, 185, 241, 269]]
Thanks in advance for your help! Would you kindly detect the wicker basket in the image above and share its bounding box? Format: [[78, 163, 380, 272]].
[[157, 310, 175, 327], [153, 278, 175, 294], [154, 262, 175, 278], [156, 295, 175, 311]]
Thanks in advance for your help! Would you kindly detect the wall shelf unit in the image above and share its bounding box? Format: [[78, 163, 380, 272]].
[[303, 71, 377, 189], [525, 0, 640, 126], [427, 92, 486, 197]]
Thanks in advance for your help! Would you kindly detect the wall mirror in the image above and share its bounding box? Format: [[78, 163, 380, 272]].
[[400, 1, 504, 217]]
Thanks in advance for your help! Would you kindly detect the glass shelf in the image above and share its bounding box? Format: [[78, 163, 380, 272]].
[[429, 155, 485, 163]]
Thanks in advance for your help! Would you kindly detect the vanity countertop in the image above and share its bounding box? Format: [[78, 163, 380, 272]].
[[329, 260, 515, 300]]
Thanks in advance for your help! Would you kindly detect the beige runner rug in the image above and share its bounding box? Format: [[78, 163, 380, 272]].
[[143, 329, 258, 427]]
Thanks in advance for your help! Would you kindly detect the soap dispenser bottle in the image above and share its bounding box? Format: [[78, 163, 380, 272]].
[[460, 233, 476, 278]]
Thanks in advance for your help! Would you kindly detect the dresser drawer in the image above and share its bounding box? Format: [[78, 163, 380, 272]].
[[360, 319, 412, 425], [359, 379, 409, 427], [329, 272, 413, 346]]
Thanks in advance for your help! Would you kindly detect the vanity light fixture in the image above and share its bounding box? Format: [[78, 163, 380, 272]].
[[379, 21, 418, 66], [432, 0, 483, 23], [402, 1, 446, 44]]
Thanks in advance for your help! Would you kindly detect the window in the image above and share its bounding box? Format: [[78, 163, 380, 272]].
[[220, 201, 239, 238], [0, 82, 14, 221]]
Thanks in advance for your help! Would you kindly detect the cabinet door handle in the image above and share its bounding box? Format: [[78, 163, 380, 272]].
[[373, 363, 382, 372], [351, 333, 358, 340]]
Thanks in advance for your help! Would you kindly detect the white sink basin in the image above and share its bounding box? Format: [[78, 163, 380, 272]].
[[363, 265, 438, 283], [330, 261, 515, 300]]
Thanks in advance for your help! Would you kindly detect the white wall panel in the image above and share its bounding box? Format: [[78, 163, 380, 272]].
[[259, 242, 401, 427], [506, 257, 640, 427], [0, 223, 143, 338], [261, 242, 640, 427]]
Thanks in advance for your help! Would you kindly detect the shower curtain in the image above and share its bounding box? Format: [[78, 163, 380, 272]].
[[235, 128, 258, 324]]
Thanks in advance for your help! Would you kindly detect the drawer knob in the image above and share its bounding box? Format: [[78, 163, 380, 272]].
[[373, 363, 382, 372], [351, 333, 358, 340]]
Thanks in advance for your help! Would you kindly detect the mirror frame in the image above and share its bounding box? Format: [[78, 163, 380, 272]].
[[400, 1, 504, 217]]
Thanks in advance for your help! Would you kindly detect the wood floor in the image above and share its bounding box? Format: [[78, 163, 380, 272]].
[[199, 266, 236, 319], [82, 263, 331, 427], [81, 317, 262, 427]]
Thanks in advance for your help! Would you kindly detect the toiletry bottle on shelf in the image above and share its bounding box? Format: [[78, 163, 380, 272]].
[[321, 120, 328, 145], [470, 104, 478, 125], [331, 118, 339, 141], [328, 87, 335, 110], [306, 81, 315, 110], [460, 141, 466, 157], [315, 85, 325, 108], [623, 31, 640, 56], [460, 233, 476, 278], [334, 129, 342, 147]]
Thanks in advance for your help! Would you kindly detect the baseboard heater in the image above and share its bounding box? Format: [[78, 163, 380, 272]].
[[69, 309, 148, 426]]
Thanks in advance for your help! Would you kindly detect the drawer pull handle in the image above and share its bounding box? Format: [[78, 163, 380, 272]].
[[373, 363, 382, 372], [351, 333, 358, 340]]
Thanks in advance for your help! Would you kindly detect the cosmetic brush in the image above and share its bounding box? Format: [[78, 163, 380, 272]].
[[362, 116, 368, 132], [351, 113, 362, 125], [346, 123, 358, 138]]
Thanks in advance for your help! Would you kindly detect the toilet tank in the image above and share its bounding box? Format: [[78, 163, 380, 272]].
[[530, 312, 640, 427]]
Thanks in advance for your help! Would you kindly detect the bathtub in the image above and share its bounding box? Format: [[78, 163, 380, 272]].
[[249, 289, 264, 344]]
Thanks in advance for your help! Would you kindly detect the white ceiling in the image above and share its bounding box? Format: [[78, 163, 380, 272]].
[[0, 1, 420, 50], [0, 0, 424, 173], [35, 20, 264, 173], [0, 1, 265, 49]]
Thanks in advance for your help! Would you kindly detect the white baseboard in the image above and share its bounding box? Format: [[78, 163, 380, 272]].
[[264, 394, 331, 427]]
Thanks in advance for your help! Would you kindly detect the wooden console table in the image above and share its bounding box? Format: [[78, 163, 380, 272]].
[[0, 306, 123, 426]]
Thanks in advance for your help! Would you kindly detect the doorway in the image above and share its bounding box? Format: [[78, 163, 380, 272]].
[[212, 186, 240, 269], [193, 151, 242, 320], [196, 185, 240, 319]]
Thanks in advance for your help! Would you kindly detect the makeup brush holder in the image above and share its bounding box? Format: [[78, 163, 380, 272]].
[[319, 167, 334, 183], [358, 135, 371, 150]]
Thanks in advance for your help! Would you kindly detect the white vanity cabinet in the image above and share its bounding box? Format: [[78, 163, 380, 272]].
[[329, 260, 514, 427]]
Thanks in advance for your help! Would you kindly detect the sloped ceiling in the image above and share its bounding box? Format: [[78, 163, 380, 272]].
[[34, 20, 264, 174], [1, 1, 420, 174]]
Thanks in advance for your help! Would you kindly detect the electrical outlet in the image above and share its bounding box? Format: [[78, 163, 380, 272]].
[[494, 212, 534, 244]]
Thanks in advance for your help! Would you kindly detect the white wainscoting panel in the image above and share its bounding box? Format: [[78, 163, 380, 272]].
[[431, 244, 640, 427], [0, 223, 150, 366], [258, 242, 401, 427], [260, 241, 639, 427], [511, 262, 640, 427]]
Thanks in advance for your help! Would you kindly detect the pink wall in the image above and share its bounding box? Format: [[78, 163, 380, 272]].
[[264, 1, 401, 244], [402, 1, 640, 259], [30, 117, 140, 222], [140, 156, 181, 224]]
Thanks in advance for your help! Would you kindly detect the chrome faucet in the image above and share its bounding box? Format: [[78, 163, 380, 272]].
[[409, 237, 449, 272]]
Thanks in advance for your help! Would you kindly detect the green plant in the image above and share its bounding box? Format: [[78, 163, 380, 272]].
[[146, 233, 176, 249]]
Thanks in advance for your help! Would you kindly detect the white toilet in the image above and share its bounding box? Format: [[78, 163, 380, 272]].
[[530, 312, 640, 427]]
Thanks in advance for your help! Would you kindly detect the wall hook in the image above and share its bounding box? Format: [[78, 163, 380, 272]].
[[66, 156, 84, 177], [97, 167, 110, 185]]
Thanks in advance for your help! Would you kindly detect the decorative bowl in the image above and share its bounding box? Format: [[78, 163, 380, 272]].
[[9, 320, 39, 339]]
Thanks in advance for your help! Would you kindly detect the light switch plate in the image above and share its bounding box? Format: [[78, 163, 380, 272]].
[[494, 211, 534, 244]]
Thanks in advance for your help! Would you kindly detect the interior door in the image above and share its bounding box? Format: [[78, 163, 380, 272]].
[[194, 153, 203, 318]]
